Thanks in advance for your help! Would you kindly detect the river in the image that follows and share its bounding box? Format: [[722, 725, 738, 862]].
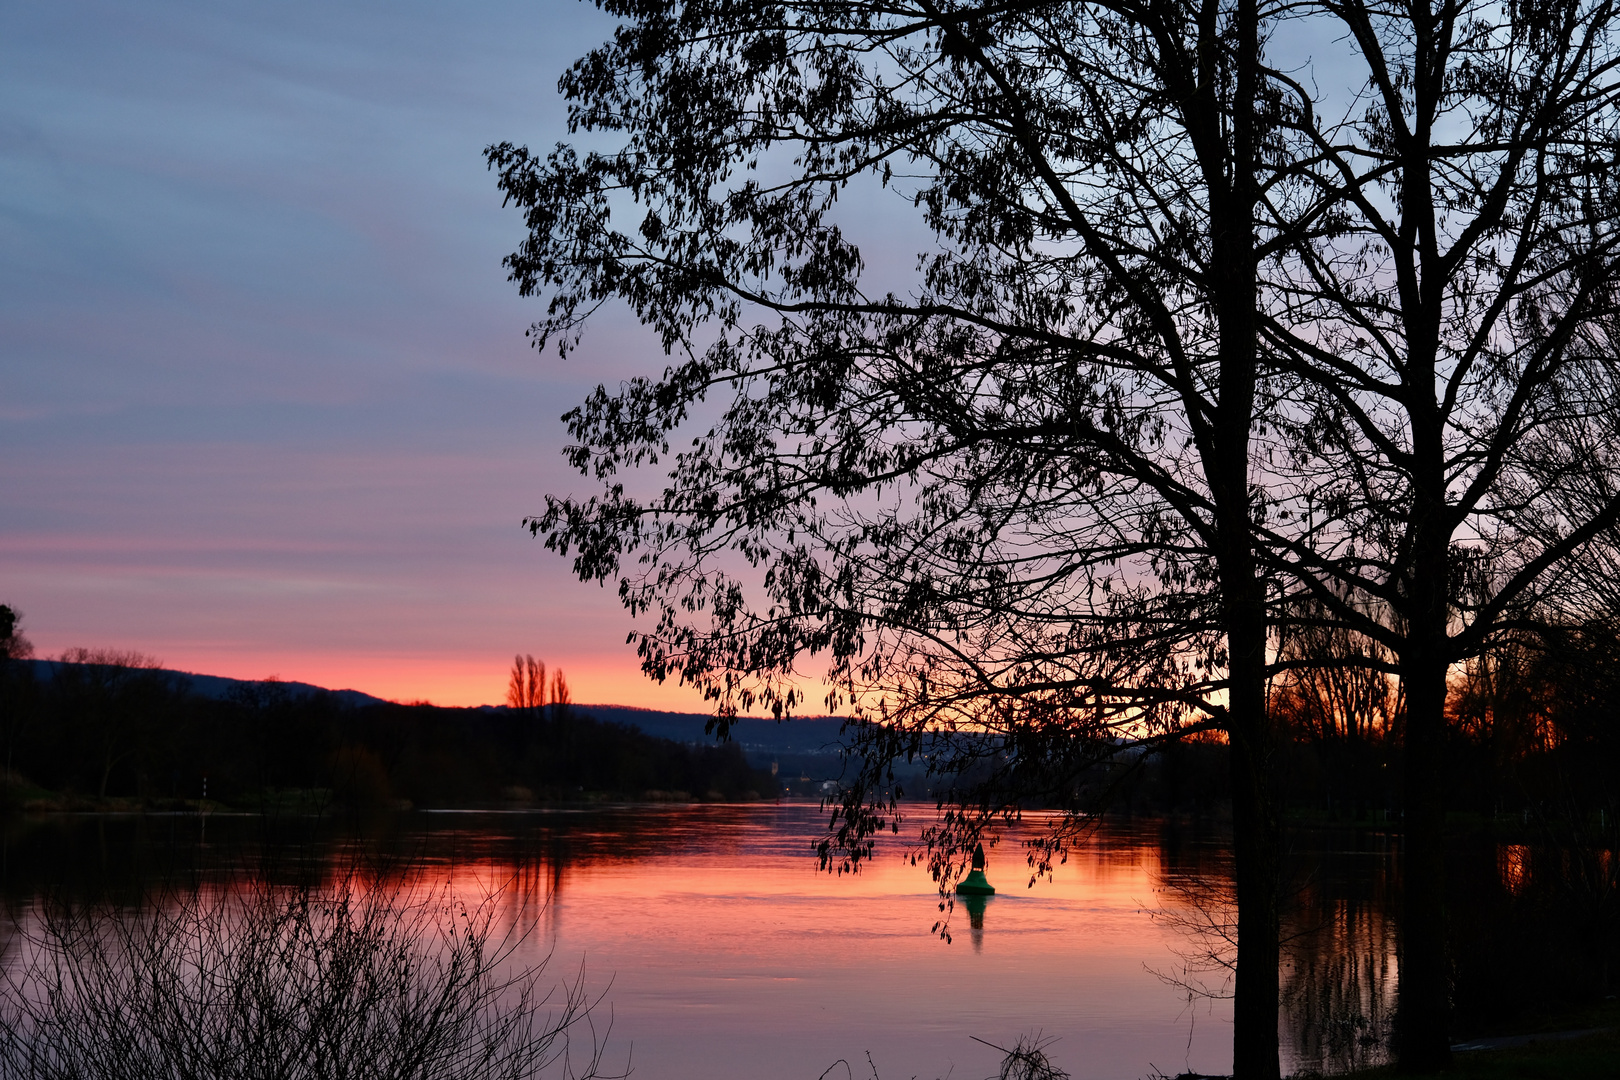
[[0, 804, 1404, 1080]]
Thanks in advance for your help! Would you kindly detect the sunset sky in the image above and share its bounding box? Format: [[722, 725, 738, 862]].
[[0, 0, 757, 708]]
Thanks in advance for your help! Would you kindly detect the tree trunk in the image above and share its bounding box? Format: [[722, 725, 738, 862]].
[[1229, 619, 1282, 1080], [1394, 416, 1453, 1070], [1212, 0, 1279, 1069], [1397, 647, 1450, 1070]]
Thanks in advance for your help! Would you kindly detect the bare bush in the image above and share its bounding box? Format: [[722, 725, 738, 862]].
[[0, 874, 614, 1080], [972, 1035, 1069, 1080]]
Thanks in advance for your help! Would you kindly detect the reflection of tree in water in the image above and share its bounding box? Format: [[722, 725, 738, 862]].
[[4, 805, 1416, 1076], [1147, 874, 1235, 1006], [1142, 821, 1238, 1005], [1149, 827, 1399, 1075], [1281, 874, 1398, 1074], [0, 805, 831, 921], [0, 805, 791, 983]]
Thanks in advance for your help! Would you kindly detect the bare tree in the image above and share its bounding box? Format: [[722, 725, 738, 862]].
[[509, 654, 549, 717], [0, 872, 615, 1080], [52, 648, 175, 800], [1269, 598, 1401, 819], [1252, 0, 1620, 1063], [550, 669, 571, 716]]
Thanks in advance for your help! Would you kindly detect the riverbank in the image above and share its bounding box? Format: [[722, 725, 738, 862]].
[[1332, 998, 1619, 1080]]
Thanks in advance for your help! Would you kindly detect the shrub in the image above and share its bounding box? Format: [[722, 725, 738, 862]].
[[0, 873, 613, 1080]]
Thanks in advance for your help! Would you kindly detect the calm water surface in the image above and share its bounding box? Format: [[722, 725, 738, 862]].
[[0, 805, 1400, 1080]]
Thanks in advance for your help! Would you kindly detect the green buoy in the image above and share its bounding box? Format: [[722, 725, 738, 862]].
[[955, 842, 995, 895]]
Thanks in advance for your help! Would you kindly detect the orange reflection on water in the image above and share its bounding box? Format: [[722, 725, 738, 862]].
[[354, 806, 1239, 1080], [1498, 843, 1531, 894], [0, 806, 1413, 1080], [0, 806, 1262, 1080]]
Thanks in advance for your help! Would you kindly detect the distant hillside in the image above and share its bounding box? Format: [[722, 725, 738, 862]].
[[20, 659, 390, 709], [17, 659, 850, 776], [3, 661, 781, 807], [576, 705, 845, 750], [572, 705, 851, 779]]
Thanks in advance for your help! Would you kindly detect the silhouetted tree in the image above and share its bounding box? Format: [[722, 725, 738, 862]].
[[509, 654, 548, 716], [549, 669, 570, 718], [492, 0, 1620, 1068], [0, 606, 32, 664], [486, 0, 1351, 1072], [0, 605, 35, 804], [1270, 598, 1400, 818], [51, 649, 180, 799], [1254, 0, 1620, 1062], [508, 654, 550, 759], [224, 677, 340, 796]]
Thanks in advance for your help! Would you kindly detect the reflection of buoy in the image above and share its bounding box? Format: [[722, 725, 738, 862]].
[[955, 842, 996, 895], [960, 891, 990, 952]]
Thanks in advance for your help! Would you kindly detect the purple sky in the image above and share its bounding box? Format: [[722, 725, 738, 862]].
[[0, 0, 732, 707], [0, 3, 1378, 711]]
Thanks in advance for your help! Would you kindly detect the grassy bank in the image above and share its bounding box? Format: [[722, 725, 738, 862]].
[[1328, 999, 1619, 1080]]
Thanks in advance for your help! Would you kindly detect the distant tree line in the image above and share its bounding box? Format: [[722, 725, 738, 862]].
[[1133, 618, 1620, 1016], [0, 612, 1612, 1015], [1132, 617, 1620, 830], [0, 632, 771, 810], [0, 617, 1613, 831]]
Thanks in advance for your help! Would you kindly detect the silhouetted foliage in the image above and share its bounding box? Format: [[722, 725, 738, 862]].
[[1253, 0, 1620, 1056], [1449, 623, 1620, 1011], [0, 872, 611, 1080], [488, 0, 1318, 1065], [0, 605, 35, 809], [509, 655, 548, 716], [0, 607, 32, 664], [42, 651, 183, 800]]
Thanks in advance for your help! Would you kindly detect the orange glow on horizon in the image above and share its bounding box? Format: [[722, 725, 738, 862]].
[[126, 650, 725, 712]]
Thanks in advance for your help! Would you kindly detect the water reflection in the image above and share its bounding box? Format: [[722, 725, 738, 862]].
[[1142, 827, 1400, 1074], [0, 808, 1238, 1079], [1280, 832, 1399, 1075], [959, 892, 990, 952], [0, 808, 1428, 1079], [1498, 843, 1530, 894]]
